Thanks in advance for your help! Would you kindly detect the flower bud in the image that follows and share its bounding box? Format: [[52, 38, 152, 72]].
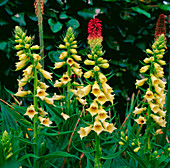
[[87, 54, 93, 59], [131, 142, 135, 146], [84, 60, 95, 65], [25, 44, 30, 49], [66, 42, 70, 46], [100, 63, 109, 68], [15, 44, 23, 50], [84, 71, 92, 78], [59, 44, 66, 49], [94, 66, 100, 71], [118, 141, 124, 145], [134, 147, 140, 152], [70, 49, 77, 54], [30, 45, 39, 50], [146, 49, 153, 54], [154, 50, 159, 54]]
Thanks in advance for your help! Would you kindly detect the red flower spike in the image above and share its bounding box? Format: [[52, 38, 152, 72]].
[[155, 14, 166, 41], [87, 18, 103, 48]]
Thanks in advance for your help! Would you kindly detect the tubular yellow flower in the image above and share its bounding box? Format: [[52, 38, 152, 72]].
[[59, 44, 66, 49], [84, 60, 95, 65], [78, 125, 92, 140], [150, 74, 160, 86], [86, 100, 98, 117], [91, 81, 101, 96], [67, 58, 74, 66], [140, 65, 150, 73], [30, 45, 39, 50], [76, 97, 87, 105], [93, 66, 100, 71], [18, 76, 30, 87], [135, 78, 148, 87], [102, 82, 113, 94], [133, 107, 147, 115], [15, 90, 31, 97], [99, 73, 107, 83], [23, 65, 33, 76], [100, 63, 109, 68], [15, 44, 23, 50], [72, 67, 83, 77], [39, 69, 52, 81], [144, 89, 154, 101], [103, 122, 117, 133], [36, 62, 42, 69], [134, 116, 146, 124], [97, 92, 107, 105], [70, 49, 77, 54], [39, 116, 53, 127], [143, 57, 154, 63], [118, 141, 124, 145], [61, 112, 70, 120], [38, 81, 49, 89], [54, 80, 63, 87], [96, 107, 109, 122], [15, 60, 27, 70], [149, 102, 160, 113], [72, 55, 82, 61], [84, 70, 93, 78], [134, 147, 140, 153], [17, 50, 24, 56], [54, 62, 65, 69], [19, 53, 27, 60], [24, 105, 38, 120], [38, 108, 48, 117], [157, 60, 166, 65], [60, 74, 71, 84], [36, 87, 48, 100], [44, 97, 54, 105], [104, 92, 114, 104], [52, 93, 65, 100], [33, 54, 41, 61], [154, 85, 164, 95], [59, 51, 67, 60], [81, 84, 91, 97], [92, 120, 104, 135], [150, 114, 166, 127], [73, 61, 80, 69], [158, 110, 166, 116], [146, 49, 153, 54], [25, 44, 30, 49]]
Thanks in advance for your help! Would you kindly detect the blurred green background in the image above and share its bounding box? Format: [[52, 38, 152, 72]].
[[0, 0, 169, 116]]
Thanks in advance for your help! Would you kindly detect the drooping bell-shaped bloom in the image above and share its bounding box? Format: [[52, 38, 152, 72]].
[[87, 18, 103, 49]]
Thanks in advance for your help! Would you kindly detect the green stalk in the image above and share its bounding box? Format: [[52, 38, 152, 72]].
[[94, 134, 101, 168], [33, 61, 39, 168], [67, 52, 71, 115], [37, 0, 44, 80]]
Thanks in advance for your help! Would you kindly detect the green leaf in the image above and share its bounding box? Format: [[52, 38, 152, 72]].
[[0, 142, 5, 167], [158, 3, 170, 11], [11, 12, 26, 26], [48, 51, 62, 63], [59, 13, 68, 19], [0, 41, 7, 51], [131, 7, 151, 18], [17, 154, 39, 163], [37, 151, 80, 161], [0, 19, 8, 26], [13, 136, 35, 145], [0, 0, 8, 6], [39, 130, 76, 136], [67, 19, 80, 29], [48, 18, 63, 33]]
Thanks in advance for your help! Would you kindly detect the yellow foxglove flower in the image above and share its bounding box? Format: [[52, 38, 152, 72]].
[[150, 74, 160, 86], [103, 122, 117, 133], [81, 84, 91, 97], [99, 73, 107, 83], [17, 50, 24, 56], [36, 62, 42, 69], [100, 63, 109, 68], [118, 141, 124, 145], [38, 108, 48, 117], [15, 44, 23, 50], [158, 79, 166, 88], [139, 65, 150, 73], [154, 63, 161, 69], [76, 97, 87, 105], [61, 112, 70, 120], [97, 92, 107, 105], [149, 102, 160, 113], [157, 60, 166, 65], [70, 49, 77, 54], [134, 116, 146, 124], [33, 54, 41, 61], [146, 49, 153, 54], [154, 85, 163, 95], [54, 62, 65, 69], [158, 110, 166, 117], [144, 89, 154, 101], [92, 120, 104, 135], [59, 44, 66, 49], [19, 53, 27, 60], [86, 100, 98, 117], [18, 76, 30, 87], [96, 107, 109, 122], [23, 65, 33, 76], [15, 60, 27, 70], [102, 82, 113, 94], [133, 107, 146, 115], [150, 114, 166, 127], [36, 86, 48, 100], [30, 45, 39, 50], [91, 81, 101, 96], [93, 66, 100, 71], [52, 93, 65, 100], [72, 55, 82, 61], [135, 78, 148, 87], [155, 129, 163, 134], [24, 105, 38, 120], [84, 60, 95, 65], [39, 69, 52, 81], [155, 70, 164, 78], [38, 81, 49, 89], [72, 67, 83, 77], [15, 90, 31, 97], [59, 51, 67, 60], [60, 74, 71, 84], [143, 57, 154, 63], [134, 147, 140, 153], [44, 97, 54, 105], [67, 58, 74, 65], [54, 80, 63, 87], [78, 125, 92, 140], [25, 44, 30, 49], [84, 70, 93, 78], [39, 116, 53, 127], [104, 92, 114, 104], [73, 61, 80, 69]]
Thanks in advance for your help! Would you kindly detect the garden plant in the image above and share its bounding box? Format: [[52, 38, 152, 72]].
[[0, 0, 169, 168]]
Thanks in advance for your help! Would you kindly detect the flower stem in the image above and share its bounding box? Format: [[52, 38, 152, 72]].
[[95, 134, 101, 168]]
